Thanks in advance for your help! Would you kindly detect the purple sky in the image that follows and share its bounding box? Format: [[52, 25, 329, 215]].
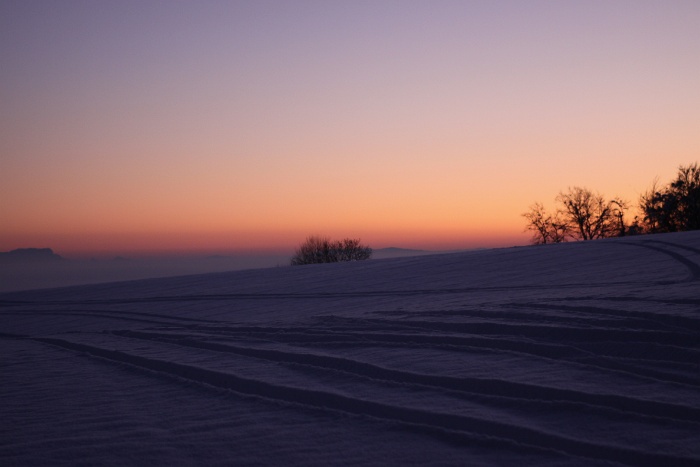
[[2, 1, 699, 255]]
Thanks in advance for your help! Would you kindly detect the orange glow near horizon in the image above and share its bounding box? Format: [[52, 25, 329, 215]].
[[1, 2, 699, 258], [0, 223, 531, 258]]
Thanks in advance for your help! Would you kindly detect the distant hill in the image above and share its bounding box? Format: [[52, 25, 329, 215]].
[[0, 248, 63, 263], [372, 247, 433, 259]]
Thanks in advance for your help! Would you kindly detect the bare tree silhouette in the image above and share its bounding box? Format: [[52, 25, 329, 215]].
[[556, 187, 627, 240], [291, 236, 372, 265], [522, 203, 567, 244], [524, 187, 628, 244], [524, 163, 698, 244]]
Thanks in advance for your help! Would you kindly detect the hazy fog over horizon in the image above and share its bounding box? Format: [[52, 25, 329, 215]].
[[0, 244, 444, 292]]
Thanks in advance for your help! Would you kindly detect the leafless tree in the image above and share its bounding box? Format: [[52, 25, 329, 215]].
[[610, 198, 630, 237], [335, 238, 373, 261], [555, 187, 627, 240], [291, 236, 372, 265], [522, 203, 567, 244]]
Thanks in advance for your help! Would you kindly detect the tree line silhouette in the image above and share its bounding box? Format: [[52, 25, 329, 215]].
[[291, 163, 699, 264], [523, 163, 700, 244]]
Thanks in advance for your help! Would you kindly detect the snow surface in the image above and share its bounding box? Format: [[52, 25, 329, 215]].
[[1, 231, 699, 466]]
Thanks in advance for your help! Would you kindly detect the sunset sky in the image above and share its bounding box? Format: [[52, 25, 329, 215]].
[[2, 1, 699, 257]]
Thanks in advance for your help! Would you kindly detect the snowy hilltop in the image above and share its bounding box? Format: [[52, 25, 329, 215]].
[[1, 231, 699, 466]]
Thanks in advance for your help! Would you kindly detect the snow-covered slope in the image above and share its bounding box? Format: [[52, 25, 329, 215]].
[[2, 232, 699, 466]]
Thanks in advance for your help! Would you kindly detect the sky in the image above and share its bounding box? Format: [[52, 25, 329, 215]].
[[2, 0, 699, 257]]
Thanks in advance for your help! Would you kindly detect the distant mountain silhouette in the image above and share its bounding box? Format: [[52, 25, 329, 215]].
[[0, 248, 64, 263], [372, 247, 433, 259]]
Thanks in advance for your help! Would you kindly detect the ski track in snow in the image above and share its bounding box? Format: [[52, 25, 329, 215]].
[[1, 231, 699, 466]]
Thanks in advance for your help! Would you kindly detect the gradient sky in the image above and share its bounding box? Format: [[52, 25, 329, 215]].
[[2, 0, 699, 256]]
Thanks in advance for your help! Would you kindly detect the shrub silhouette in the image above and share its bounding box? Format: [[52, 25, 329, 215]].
[[291, 236, 372, 265]]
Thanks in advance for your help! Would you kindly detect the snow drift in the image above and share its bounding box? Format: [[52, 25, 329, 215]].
[[1, 231, 699, 466]]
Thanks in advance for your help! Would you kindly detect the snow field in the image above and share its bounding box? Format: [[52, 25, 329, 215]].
[[1, 231, 699, 466]]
